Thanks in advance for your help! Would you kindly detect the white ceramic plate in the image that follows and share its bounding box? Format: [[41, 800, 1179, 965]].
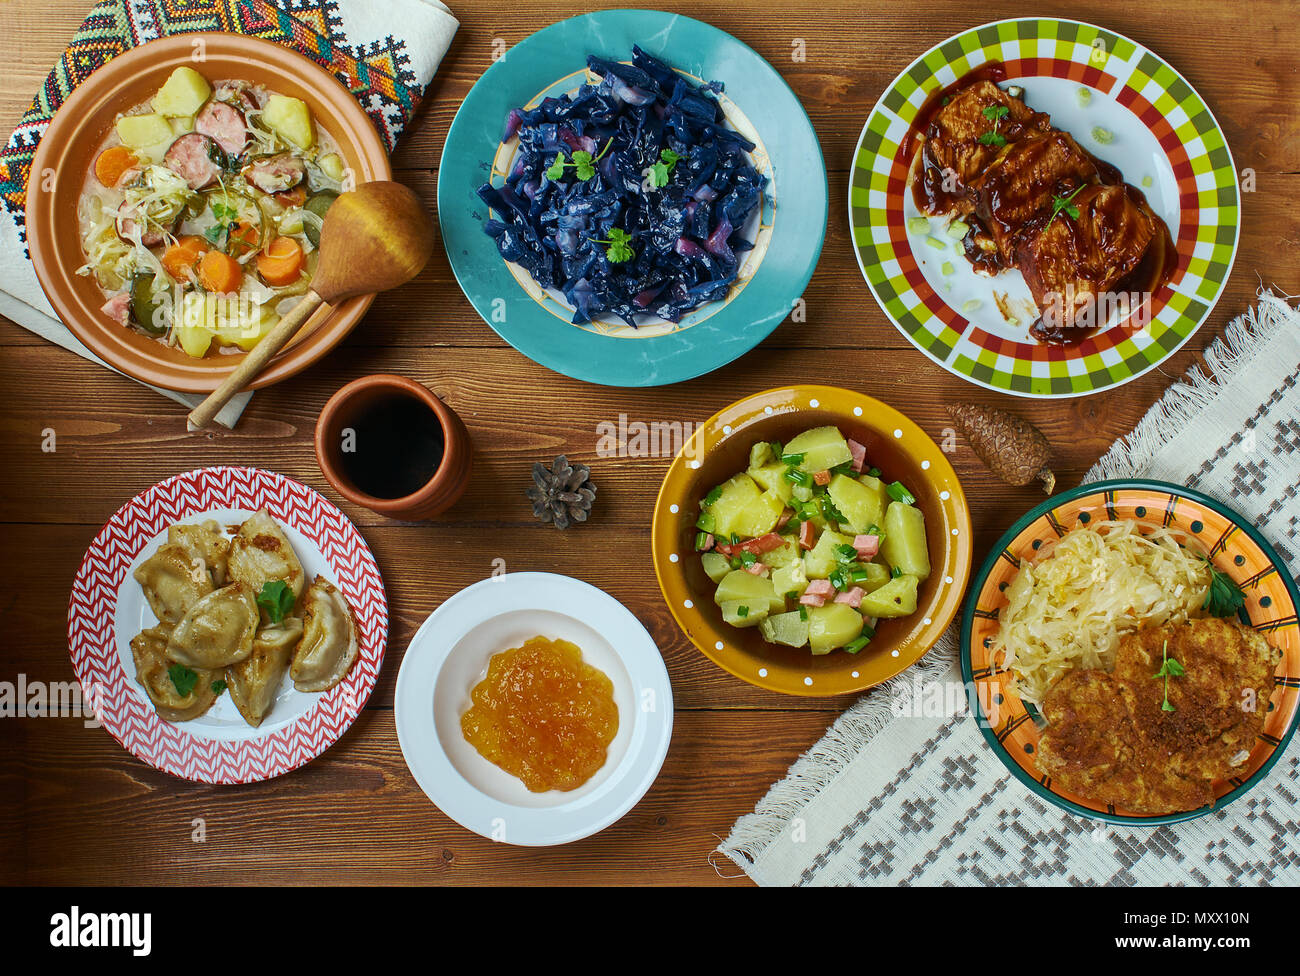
[[395, 572, 673, 846], [68, 466, 387, 783]]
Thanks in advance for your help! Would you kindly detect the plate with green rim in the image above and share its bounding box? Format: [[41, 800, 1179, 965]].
[[849, 18, 1240, 397], [437, 9, 827, 387], [961, 479, 1300, 826]]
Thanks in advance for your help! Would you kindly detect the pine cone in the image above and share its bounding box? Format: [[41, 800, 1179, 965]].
[[946, 402, 1056, 494], [526, 455, 596, 529]]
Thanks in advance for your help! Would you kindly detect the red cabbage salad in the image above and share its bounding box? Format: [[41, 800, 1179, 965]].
[[477, 46, 768, 328]]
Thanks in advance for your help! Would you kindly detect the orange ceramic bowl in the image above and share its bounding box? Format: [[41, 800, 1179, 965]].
[[26, 33, 392, 393], [651, 385, 972, 697], [962, 480, 1300, 825]]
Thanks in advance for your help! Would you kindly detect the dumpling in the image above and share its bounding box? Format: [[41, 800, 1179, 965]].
[[133, 543, 214, 625], [131, 625, 218, 722], [226, 617, 303, 727], [291, 576, 359, 692], [168, 519, 230, 586], [227, 509, 306, 600], [166, 581, 260, 669]]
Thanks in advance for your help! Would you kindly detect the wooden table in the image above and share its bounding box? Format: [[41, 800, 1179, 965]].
[[1, 0, 1296, 886]]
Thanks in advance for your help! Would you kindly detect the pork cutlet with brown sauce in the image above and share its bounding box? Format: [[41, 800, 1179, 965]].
[[1035, 618, 1280, 815], [912, 80, 1051, 217]]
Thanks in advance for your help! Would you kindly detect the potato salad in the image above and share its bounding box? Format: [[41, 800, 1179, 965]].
[[695, 426, 931, 655], [78, 66, 348, 357]]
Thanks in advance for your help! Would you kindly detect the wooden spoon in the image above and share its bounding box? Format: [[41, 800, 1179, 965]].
[[186, 180, 434, 431]]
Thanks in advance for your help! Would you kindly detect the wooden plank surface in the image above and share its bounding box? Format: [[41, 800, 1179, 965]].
[[0, 0, 1296, 886]]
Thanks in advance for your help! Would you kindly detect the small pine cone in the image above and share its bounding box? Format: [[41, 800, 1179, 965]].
[[526, 455, 596, 529]]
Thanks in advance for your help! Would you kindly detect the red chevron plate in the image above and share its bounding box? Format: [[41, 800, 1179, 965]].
[[68, 466, 388, 784]]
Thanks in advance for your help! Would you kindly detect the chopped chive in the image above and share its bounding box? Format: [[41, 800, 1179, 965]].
[[780, 452, 806, 466], [737, 605, 749, 618], [799, 607, 808, 621], [850, 568, 870, 584], [886, 481, 916, 504], [739, 550, 757, 567], [696, 512, 716, 533], [694, 531, 711, 550], [702, 486, 722, 507], [891, 566, 903, 579], [784, 467, 812, 487], [844, 634, 872, 654], [867, 468, 882, 478]]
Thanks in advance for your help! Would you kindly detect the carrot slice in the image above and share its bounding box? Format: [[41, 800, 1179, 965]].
[[255, 236, 305, 286], [226, 220, 259, 258], [94, 146, 139, 188], [161, 235, 210, 282], [198, 250, 243, 294]]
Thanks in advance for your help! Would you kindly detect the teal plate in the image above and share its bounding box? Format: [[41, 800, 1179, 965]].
[[437, 9, 828, 387]]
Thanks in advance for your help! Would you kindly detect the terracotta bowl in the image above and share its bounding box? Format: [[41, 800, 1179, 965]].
[[315, 374, 473, 521], [652, 385, 973, 697], [26, 33, 392, 393]]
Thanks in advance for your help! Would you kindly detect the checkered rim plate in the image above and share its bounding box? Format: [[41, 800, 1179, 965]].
[[848, 18, 1240, 397]]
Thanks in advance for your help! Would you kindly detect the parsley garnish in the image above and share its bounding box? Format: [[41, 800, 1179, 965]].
[[1153, 638, 1185, 712], [1202, 561, 1247, 618], [203, 200, 240, 247], [648, 148, 684, 188], [978, 105, 1009, 149], [590, 227, 635, 263], [210, 679, 228, 695], [545, 139, 612, 182], [1049, 184, 1087, 225], [256, 579, 294, 623], [168, 665, 199, 698]]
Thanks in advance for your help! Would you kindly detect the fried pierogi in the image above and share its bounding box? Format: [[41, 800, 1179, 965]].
[[133, 543, 215, 625], [131, 625, 219, 722], [167, 519, 231, 587], [166, 581, 260, 669], [227, 509, 306, 600], [226, 617, 303, 727], [291, 576, 359, 693]]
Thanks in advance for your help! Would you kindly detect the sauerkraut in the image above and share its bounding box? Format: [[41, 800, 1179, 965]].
[[992, 520, 1212, 705]]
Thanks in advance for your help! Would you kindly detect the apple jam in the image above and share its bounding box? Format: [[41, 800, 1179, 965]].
[[460, 636, 619, 792]]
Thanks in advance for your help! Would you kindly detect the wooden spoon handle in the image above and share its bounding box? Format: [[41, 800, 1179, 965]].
[[186, 289, 325, 432]]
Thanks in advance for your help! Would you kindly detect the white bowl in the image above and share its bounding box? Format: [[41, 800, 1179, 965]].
[[395, 572, 673, 846]]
